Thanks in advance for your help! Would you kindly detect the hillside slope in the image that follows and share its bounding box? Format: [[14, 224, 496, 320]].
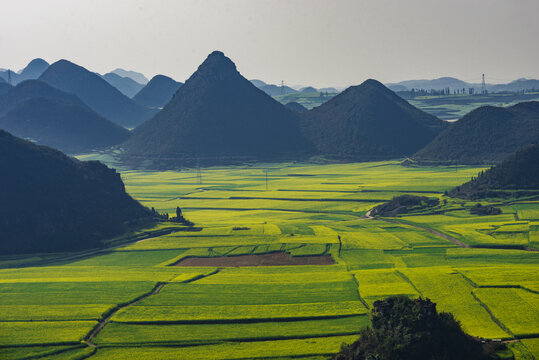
[[40, 60, 153, 127], [301, 79, 447, 160], [133, 75, 183, 108], [0, 80, 88, 116], [414, 101, 539, 164], [0, 130, 150, 254], [450, 144, 539, 199], [0, 97, 130, 154], [123, 51, 314, 168]]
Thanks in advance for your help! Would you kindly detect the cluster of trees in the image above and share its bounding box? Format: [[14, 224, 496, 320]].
[[333, 296, 504, 360], [150, 205, 194, 226], [370, 195, 440, 217]]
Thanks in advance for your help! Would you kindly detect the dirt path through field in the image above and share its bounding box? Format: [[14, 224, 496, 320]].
[[364, 209, 469, 248]]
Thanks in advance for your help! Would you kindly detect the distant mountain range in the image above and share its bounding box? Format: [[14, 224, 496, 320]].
[[110, 68, 149, 85], [414, 101, 539, 164], [386, 76, 539, 93], [39, 60, 154, 128], [123, 51, 314, 168], [0, 97, 130, 154], [450, 144, 539, 199], [0, 129, 150, 254], [133, 75, 183, 109], [249, 80, 338, 97], [301, 79, 447, 161], [0, 58, 49, 85], [101, 72, 144, 97]]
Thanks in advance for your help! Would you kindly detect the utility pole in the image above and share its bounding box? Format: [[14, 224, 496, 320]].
[[481, 74, 487, 95], [280, 80, 285, 95]]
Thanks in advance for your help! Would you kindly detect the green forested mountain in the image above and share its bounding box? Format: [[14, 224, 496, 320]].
[[123, 51, 314, 168], [301, 79, 447, 160], [450, 143, 539, 199], [0, 97, 130, 154], [414, 101, 539, 164], [0, 130, 150, 254]]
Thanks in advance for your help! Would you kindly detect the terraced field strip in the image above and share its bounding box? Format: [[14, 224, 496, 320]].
[[85, 270, 219, 346]]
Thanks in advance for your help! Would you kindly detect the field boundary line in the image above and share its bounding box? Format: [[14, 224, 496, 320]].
[[84, 269, 222, 347], [469, 289, 515, 339], [351, 274, 371, 310], [93, 331, 364, 347], [394, 270, 423, 297]]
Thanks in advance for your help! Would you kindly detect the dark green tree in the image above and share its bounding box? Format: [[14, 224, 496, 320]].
[[332, 296, 499, 360]]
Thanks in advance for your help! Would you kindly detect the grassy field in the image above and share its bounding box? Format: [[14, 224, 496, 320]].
[[0, 161, 537, 359]]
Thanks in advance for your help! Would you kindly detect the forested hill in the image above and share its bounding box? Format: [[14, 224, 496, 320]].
[[301, 79, 447, 161], [450, 144, 539, 199], [0, 130, 151, 254], [0, 97, 130, 154], [414, 101, 539, 164], [122, 51, 314, 168]]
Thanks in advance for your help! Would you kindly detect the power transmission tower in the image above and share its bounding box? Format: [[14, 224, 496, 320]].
[[481, 74, 487, 95], [280, 80, 285, 95]]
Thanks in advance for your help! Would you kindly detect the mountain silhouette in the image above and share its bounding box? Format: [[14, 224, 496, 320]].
[[102, 72, 144, 97], [0, 80, 88, 117], [39, 60, 153, 128], [111, 68, 149, 84], [0, 58, 49, 85], [0, 97, 130, 154], [133, 75, 183, 108], [414, 101, 539, 164], [301, 79, 447, 160], [123, 51, 314, 168], [0, 130, 150, 254]]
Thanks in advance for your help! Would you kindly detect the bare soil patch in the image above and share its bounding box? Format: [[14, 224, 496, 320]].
[[172, 252, 334, 267]]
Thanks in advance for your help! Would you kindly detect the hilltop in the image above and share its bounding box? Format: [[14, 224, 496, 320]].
[[122, 51, 314, 168], [133, 75, 183, 109], [0, 97, 130, 154], [0, 58, 49, 85], [0, 130, 150, 254], [39, 60, 153, 128], [450, 144, 539, 199], [0, 80, 88, 116], [102, 72, 144, 97], [414, 101, 539, 164], [285, 101, 308, 113], [301, 79, 447, 160]]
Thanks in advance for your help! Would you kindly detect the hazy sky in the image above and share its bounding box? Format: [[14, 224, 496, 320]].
[[1, 0, 538, 87]]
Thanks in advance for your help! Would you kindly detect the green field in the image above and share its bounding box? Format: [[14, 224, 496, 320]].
[[0, 161, 537, 359]]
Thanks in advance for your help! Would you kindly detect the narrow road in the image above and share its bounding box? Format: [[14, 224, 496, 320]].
[[364, 208, 469, 248]]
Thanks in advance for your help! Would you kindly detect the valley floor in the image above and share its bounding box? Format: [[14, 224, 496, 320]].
[[1, 161, 538, 359]]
